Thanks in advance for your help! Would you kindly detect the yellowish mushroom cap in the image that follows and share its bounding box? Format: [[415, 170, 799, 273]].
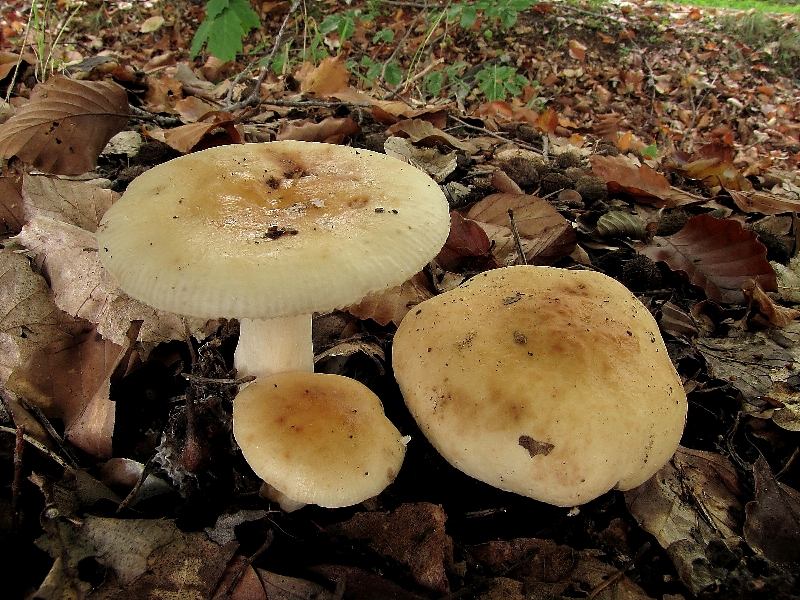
[[96, 141, 450, 319], [233, 372, 407, 509], [392, 265, 687, 507]]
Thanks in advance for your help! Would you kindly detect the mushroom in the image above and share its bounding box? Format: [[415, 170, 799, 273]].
[[392, 265, 687, 507], [96, 141, 450, 378], [233, 371, 407, 511]]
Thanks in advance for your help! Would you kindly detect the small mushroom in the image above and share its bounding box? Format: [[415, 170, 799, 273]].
[[96, 141, 450, 378], [392, 265, 687, 507], [233, 372, 407, 511]]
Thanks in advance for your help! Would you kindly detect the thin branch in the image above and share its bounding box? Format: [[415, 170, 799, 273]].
[[0, 426, 70, 469]]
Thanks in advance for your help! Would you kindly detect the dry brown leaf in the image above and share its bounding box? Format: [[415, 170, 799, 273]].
[[16, 214, 214, 348], [435, 211, 497, 272], [466, 193, 576, 265], [173, 95, 220, 122], [0, 75, 130, 175], [346, 271, 434, 326], [5, 322, 138, 459], [22, 174, 117, 232], [625, 447, 745, 595], [743, 280, 800, 327], [744, 455, 800, 567], [0, 166, 24, 234], [298, 55, 351, 96], [309, 565, 426, 600], [327, 503, 453, 595], [276, 116, 361, 143], [386, 119, 477, 153], [568, 39, 587, 60], [142, 72, 183, 113], [639, 214, 777, 304], [729, 189, 800, 215], [469, 538, 652, 600], [0, 246, 88, 384], [159, 111, 243, 153], [591, 154, 675, 207]]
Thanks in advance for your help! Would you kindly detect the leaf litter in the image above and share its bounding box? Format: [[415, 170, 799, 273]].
[[1, 0, 800, 598]]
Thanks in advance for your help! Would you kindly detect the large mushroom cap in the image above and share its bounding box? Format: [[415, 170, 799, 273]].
[[392, 265, 687, 507], [96, 141, 450, 318], [233, 372, 407, 509]]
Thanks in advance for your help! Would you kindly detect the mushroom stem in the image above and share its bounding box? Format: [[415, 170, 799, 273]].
[[234, 314, 314, 378]]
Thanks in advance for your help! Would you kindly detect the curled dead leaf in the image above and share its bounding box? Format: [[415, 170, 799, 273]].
[[639, 214, 776, 304], [0, 75, 130, 174]]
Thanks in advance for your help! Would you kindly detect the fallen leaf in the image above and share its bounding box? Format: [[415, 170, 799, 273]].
[[469, 537, 653, 600], [298, 55, 351, 96], [729, 189, 800, 215], [568, 39, 587, 60], [327, 503, 453, 594], [591, 154, 676, 207], [744, 455, 800, 567], [22, 174, 117, 232], [743, 280, 800, 328], [639, 214, 776, 304], [625, 447, 745, 595], [309, 565, 426, 600], [696, 332, 793, 400], [435, 212, 497, 272], [276, 116, 361, 143], [0, 75, 130, 175], [159, 111, 243, 153], [0, 246, 87, 383], [0, 166, 24, 234], [466, 193, 576, 265], [383, 136, 459, 182], [16, 214, 214, 348], [346, 271, 434, 326], [386, 118, 477, 153]]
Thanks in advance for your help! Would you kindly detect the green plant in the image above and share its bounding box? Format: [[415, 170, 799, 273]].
[[190, 0, 261, 62], [474, 64, 528, 101], [349, 55, 403, 88], [25, 0, 84, 81], [423, 61, 469, 98]]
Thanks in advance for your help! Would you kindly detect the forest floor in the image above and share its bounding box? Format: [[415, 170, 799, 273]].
[[1, 1, 800, 599]]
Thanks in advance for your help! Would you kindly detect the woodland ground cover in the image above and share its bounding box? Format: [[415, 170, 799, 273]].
[[1, 1, 800, 599]]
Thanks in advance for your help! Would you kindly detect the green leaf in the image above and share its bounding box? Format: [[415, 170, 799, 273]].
[[460, 7, 478, 28], [384, 62, 402, 87], [190, 0, 260, 62], [425, 71, 443, 96], [642, 143, 659, 159], [204, 0, 230, 21], [319, 14, 343, 35], [373, 28, 394, 43]]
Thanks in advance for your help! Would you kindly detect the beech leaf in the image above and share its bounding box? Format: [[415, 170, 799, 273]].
[[639, 213, 776, 304], [466, 193, 576, 265], [0, 246, 88, 384], [0, 75, 131, 175], [22, 174, 117, 232], [16, 214, 214, 348], [744, 455, 800, 567]]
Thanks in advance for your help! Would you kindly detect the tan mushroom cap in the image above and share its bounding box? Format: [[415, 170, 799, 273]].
[[392, 266, 687, 507], [233, 372, 407, 509], [96, 141, 450, 319]]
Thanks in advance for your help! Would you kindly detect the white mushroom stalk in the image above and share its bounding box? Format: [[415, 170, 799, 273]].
[[234, 315, 313, 378], [95, 141, 450, 380]]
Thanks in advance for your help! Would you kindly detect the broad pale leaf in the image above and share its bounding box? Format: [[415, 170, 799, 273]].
[[639, 214, 776, 304], [22, 174, 117, 232], [467, 193, 576, 265], [0, 75, 130, 174], [744, 456, 800, 567], [0, 246, 88, 384], [16, 214, 214, 348]]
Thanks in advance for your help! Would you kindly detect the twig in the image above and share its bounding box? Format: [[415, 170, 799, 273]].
[[16, 395, 79, 467], [224, 0, 303, 112], [508, 209, 527, 265], [12, 425, 24, 531], [0, 426, 70, 469], [587, 542, 650, 599], [448, 115, 543, 153], [223, 530, 275, 597], [182, 373, 256, 387], [261, 99, 372, 109]]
